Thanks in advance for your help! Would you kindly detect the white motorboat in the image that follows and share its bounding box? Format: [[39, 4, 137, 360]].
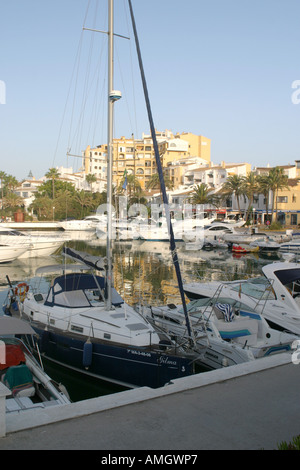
[[249, 237, 281, 253], [0, 316, 70, 414], [183, 262, 300, 335], [223, 231, 269, 245], [145, 296, 296, 370], [279, 237, 300, 253], [219, 218, 245, 227], [0, 244, 29, 263], [59, 215, 106, 232], [0, 227, 65, 258], [131, 215, 217, 242]]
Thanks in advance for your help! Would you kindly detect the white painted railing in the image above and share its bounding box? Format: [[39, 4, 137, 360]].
[[0, 383, 11, 437]]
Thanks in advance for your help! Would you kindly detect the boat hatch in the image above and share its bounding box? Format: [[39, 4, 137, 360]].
[[125, 323, 149, 331]]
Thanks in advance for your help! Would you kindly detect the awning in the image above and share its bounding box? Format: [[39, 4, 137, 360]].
[[0, 316, 35, 335]]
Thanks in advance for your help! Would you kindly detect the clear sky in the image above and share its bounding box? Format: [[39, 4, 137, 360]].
[[1, 0, 300, 181]]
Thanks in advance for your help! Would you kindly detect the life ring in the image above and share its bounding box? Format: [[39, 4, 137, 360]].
[[14, 282, 29, 301]]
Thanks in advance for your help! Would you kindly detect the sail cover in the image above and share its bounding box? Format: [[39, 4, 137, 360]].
[[63, 247, 107, 271]]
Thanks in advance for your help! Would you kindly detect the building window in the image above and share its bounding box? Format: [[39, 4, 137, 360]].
[[277, 196, 288, 203], [291, 214, 298, 225]]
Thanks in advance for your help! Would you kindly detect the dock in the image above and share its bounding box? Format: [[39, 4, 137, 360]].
[[0, 353, 299, 450], [0, 222, 61, 231]]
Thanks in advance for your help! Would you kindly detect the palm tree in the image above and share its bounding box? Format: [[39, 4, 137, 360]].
[[118, 174, 143, 198], [75, 190, 94, 218], [257, 174, 272, 223], [30, 196, 52, 220], [2, 192, 23, 211], [146, 172, 174, 191], [4, 174, 19, 193], [221, 175, 245, 215], [268, 167, 290, 222], [242, 172, 258, 222], [0, 171, 7, 201], [45, 168, 60, 200], [190, 183, 219, 206], [86, 173, 97, 192]]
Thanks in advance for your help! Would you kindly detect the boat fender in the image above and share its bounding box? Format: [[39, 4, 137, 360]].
[[40, 329, 50, 353], [83, 339, 93, 369]]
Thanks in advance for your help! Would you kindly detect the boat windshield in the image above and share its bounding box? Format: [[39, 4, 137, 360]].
[[274, 268, 300, 296], [44, 272, 124, 308], [179, 297, 257, 317], [0, 229, 25, 236], [230, 276, 276, 300]]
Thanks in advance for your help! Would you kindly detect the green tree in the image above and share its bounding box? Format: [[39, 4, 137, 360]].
[[4, 174, 19, 193], [221, 175, 245, 215], [2, 192, 23, 212], [242, 172, 258, 222], [146, 172, 174, 191], [190, 183, 219, 206], [257, 174, 272, 222], [0, 171, 7, 201], [45, 168, 60, 199], [37, 179, 75, 200], [118, 174, 143, 198], [86, 173, 97, 192], [75, 190, 94, 218], [268, 167, 289, 222], [29, 195, 53, 220]]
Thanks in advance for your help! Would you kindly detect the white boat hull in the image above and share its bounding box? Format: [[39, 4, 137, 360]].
[[18, 241, 64, 258], [0, 245, 29, 263]]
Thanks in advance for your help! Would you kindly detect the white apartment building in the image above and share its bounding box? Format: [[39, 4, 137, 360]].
[[184, 162, 250, 189]]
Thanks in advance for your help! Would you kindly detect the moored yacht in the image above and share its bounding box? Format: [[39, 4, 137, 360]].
[[145, 296, 296, 370], [7, 247, 194, 389], [0, 227, 65, 258], [0, 244, 30, 263], [183, 262, 300, 335]]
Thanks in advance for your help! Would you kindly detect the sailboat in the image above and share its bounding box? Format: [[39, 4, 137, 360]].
[[5, 0, 194, 389]]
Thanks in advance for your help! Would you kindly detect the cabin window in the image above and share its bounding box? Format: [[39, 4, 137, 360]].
[[71, 325, 84, 333]]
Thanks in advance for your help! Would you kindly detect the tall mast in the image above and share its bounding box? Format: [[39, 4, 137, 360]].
[[106, 0, 114, 310]]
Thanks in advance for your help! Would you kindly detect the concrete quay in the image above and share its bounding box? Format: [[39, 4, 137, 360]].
[[0, 353, 299, 450]]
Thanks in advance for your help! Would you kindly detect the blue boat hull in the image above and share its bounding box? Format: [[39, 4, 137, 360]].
[[33, 326, 194, 389]]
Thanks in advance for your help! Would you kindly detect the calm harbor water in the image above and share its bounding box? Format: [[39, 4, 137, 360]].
[[0, 230, 286, 401]]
